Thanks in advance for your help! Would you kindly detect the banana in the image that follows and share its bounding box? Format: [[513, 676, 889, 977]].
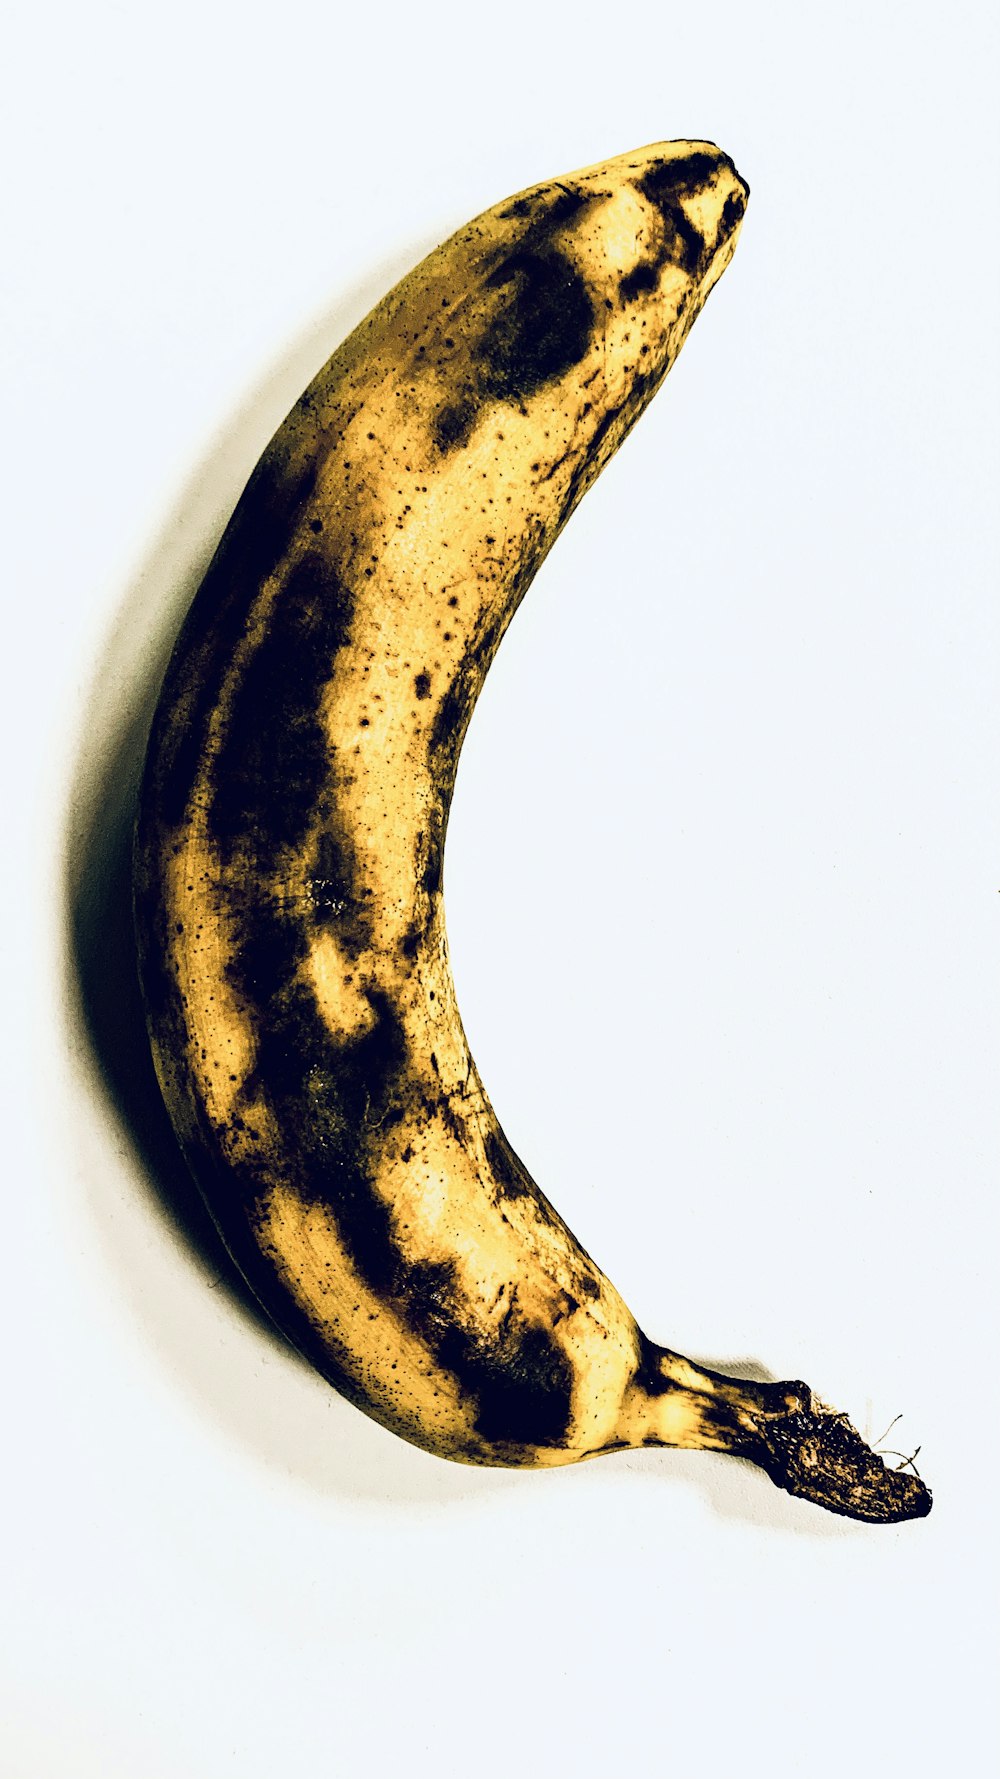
[[134, 141, 930, 1523]]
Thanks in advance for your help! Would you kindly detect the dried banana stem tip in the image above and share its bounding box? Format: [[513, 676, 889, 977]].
[[752, 1403, 932, 1524]]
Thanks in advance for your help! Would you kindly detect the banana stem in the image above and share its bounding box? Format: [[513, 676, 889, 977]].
[[641, 1346, 932, 1523], [745, 1398, 932, 1523]]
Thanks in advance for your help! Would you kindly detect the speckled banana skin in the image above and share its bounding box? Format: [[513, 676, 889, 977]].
[[135, 142, 930, 1522]]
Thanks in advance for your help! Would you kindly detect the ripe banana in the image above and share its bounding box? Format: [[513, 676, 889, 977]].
[[134, 141, 930, 1523]]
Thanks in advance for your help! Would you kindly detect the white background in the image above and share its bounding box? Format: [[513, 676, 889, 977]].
[[3, 3, 997, 1774]]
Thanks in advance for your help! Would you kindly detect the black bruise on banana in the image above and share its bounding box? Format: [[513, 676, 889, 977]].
[[620, 152, 741, 306], [433, 244, 595, 453], [207, 552, 354, 870], [152, 455, 321, 832], [308, 822, 370, 943], [227, 901, 577, 1448], [430, 183, 596, 455], [406, 1261, 575, 1448], [135, 143, 932, 1519], [483, 1129, 536, 1203], [191, 513, 579, 1448], [234, 889, 580, 1451]]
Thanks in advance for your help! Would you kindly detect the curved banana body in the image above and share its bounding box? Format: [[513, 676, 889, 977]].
[[135, 142, 929, 1521]]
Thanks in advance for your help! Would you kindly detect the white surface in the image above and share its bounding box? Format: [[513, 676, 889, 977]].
[[3, 3, 998, 1774]]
